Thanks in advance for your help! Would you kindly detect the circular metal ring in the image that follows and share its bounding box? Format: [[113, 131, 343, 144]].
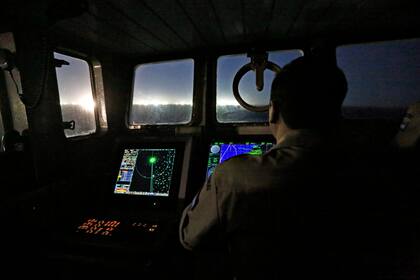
[[232, 61, 282, 112]]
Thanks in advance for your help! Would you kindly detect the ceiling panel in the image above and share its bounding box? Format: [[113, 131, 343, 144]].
[[285, 0, 339, 40], [54, 21, 116, 54], [211, 0, 244, 44], [323, 0, 420, 44], [55, 15, 153, 55], [307, 0, 366, 39], [242, 0, 275, 42], [46, 0, 420, 57], [346, 0, 420, 40], [267, 0, 308, 41], [142, 0, 206, 48], [88, 1, 168, 51], [107, 0, 188, 50], [178, 0, 225, 45]]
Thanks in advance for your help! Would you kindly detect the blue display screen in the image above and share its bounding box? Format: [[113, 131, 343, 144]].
[[206, 141, 274, 178]]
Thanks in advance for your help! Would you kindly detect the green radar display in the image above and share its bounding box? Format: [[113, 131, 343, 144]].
[[149, 156, 157, 164], [114, 148, 176, 197]]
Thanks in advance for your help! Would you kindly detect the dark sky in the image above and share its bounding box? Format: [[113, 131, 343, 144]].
[[133, 59, 194, 105], [338, 38, 420, 108], [54, 38, 420, 111]]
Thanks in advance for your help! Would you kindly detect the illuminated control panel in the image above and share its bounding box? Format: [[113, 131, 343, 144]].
[[75, 218, 160, 237], [132, 222, 159, 233], [76, 218, 121, 236]]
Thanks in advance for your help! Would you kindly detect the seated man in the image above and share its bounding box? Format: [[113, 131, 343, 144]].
[[179, 56, 349, 279]]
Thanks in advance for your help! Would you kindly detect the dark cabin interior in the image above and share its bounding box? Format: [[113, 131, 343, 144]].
[[0, 0, 419, 279]]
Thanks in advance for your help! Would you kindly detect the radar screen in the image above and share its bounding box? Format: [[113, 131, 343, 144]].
[[114, 148, 176, 197], [206, 141, 274, 178]]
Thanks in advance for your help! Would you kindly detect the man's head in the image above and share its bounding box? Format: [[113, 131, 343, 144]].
[[269, 56, 347, 134], [1, 129, 23, 152]]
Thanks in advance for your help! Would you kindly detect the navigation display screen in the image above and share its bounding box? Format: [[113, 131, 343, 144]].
[[114, 148, 176, 197], [206, 141, 274, 178]]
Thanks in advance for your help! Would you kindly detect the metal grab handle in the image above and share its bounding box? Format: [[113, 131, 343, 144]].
[[249, 51, 268, 92], [232, 61, 282, 112], [63, 120, 76, 130]]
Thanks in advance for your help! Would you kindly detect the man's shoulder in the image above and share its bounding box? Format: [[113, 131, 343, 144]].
[[213, 146, 294, 174], [211, 153, 273, 191], [211, 145, 319, 192], [216, 154, 260, 172]]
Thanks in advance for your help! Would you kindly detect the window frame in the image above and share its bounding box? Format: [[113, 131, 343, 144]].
[[127, 57, 196, 129], [54, 49, 106, 139]]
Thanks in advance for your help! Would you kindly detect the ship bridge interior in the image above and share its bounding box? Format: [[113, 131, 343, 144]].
[[0, 0, 420, 279]]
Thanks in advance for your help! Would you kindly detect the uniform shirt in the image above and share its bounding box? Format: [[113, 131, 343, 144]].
[[179, 129, 348, 279]]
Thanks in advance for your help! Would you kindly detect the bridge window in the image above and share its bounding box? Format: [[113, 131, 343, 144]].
[[129, 59, 194, 127], [54, 52, 97, 137], [338, 38, 420, 119], [216, 50, 303, 123]]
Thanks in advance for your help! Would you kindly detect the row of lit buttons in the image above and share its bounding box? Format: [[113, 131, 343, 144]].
[[132, 222, 159, 232], [76, 219, 121, 236], [75, 218, 159, 236]]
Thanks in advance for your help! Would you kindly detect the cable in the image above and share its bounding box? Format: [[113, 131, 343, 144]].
[[23, 36, 49, 110], [8, 36, 49, 110], [8, 69, 23, 99]]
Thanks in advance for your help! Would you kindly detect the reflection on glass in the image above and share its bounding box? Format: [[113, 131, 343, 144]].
[[130, 59, 194, 126], [217, 50, 302, 123]]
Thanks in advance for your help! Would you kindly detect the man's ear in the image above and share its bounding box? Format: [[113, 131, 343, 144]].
[[269, 101, 280, 124]]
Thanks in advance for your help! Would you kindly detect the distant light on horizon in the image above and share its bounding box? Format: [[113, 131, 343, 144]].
[[61, 95, 95, 112], [133, 99, 192, 106], [217, 98, 240, 106]]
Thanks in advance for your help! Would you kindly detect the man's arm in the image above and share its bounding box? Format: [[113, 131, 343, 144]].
[[179, 174, 221, 250]]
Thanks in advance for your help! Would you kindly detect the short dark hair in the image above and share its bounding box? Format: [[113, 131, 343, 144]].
[[2, 129, 22, 152], [271, 56, 347, 129]]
